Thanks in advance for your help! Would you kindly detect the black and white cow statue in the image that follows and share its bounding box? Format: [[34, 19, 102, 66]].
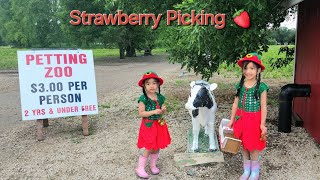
[[185, 80, 218, 152]]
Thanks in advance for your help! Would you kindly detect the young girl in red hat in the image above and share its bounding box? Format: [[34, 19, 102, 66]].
[[135, 71, 171, 179], [227, 53, 268, 180]]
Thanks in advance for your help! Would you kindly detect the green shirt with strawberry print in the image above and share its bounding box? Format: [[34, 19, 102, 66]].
[[236, 82, 269, 112]]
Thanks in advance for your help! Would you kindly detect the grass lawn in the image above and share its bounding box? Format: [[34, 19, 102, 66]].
[[218, 45, 294, 78], [0, 47, 167, 70], [0, 46, 293, 79]]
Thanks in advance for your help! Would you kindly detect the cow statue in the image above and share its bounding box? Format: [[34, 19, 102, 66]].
[[185, 80, 218, 152]]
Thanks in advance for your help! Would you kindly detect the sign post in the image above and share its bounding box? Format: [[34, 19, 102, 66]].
[[82, 115, 89, 136], [36, 119, 45, 141], [17, 50, 98, 140], [43, 119, 49, 127]]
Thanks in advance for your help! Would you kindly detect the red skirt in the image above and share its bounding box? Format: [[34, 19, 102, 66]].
[[233, 109, 266, 151], [137, 118, 171, 150]]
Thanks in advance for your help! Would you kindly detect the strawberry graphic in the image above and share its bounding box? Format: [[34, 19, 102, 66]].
[[233, 9, 250, 28]]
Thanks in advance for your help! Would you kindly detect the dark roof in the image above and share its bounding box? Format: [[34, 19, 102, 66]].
[[282, 0, 304, 9]]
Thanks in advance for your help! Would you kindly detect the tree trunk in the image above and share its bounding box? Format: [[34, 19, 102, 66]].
[[119, 48, 125, 59], [144, 48, 152, 56], [126, 45, 136, 57]]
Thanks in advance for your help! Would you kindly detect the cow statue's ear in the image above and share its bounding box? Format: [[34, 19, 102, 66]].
[[190, 81, 196, 88], [210, 83, 218, 91]]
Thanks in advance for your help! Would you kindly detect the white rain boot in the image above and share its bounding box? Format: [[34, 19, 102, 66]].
[[248, 160, 260, 180], [240, 159, 251, 180]]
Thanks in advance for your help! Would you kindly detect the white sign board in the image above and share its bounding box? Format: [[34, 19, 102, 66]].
[[18, 50, 98, 120]]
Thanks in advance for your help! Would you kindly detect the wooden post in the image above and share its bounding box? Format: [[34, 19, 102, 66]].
[[36, 120, 45, 141], [43, 119, 49, 127], [82, 115, 89, 136]]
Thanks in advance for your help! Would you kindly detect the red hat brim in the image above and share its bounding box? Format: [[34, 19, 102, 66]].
[[237, 56, 265, 71], [138, 73, 163, 87]]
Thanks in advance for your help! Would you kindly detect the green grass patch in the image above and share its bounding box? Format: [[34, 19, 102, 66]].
[[216, 81, 233, 91], [218, 45, 295, 79], [71, 137, 81, 144], [151, 48, 167, 55], [99, 103, 111, 109], [166, 95, 181, 113], [0, 45, 293, 79], [261, 45, 294, 78], [267, 98, 278, 106], [91, 49, 119, 58], [0, 47, 168, 70], [174, 79, 188, 86], [0, 46, 23, 70]]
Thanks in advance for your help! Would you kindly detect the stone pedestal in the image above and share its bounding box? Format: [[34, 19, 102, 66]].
[[174, 129, 224, 167]]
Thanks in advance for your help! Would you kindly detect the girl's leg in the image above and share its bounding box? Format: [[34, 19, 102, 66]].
[[149, 149, 160, 175], [143, 149, 151, 157], [243, 149, 250, 159], [250, 150, 259, 161], [248, 150, 260, 180], [240, 149, 251, 180], [135, 149, 150, 178]]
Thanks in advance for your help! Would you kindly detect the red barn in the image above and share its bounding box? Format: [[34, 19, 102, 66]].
[[283, 0, 320, 144]]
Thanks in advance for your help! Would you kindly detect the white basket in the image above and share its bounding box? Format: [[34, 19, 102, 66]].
[[219, 119, 241, 154]]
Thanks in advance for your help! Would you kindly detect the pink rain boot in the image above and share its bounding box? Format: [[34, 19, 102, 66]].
[[240, 159, 251, 180], [135, 155, 149, 179], [248, 160, 260, 180], [149, 153, 160, 175]]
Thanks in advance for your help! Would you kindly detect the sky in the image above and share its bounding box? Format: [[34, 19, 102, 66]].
[[280, 12, 297, 29]]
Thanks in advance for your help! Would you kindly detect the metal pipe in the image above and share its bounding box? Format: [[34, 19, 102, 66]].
[[278, 84, 311, 133]]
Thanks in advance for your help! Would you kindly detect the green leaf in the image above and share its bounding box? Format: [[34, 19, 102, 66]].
[[232, 9, 244, 18]]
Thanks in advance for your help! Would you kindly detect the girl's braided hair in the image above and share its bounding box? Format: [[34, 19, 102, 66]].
[[235, 61, 261, 100]]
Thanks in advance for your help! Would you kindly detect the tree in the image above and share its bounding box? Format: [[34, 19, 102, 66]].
[[2, 0, 29, 47], [3, 0, 65, 48], [165, 0, 292, 80], [287, 29, 296, 44], [101, 0, 182, 58], [0, 0, 11, 46], [60, 0, 106, 48], [1, 0, 183, 59], [269, 27, 296, 45], [271, 46, 295, 69]]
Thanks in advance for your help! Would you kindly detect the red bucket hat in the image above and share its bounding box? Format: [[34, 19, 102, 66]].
[[138, 71, 164, 87], [237, 53, 265, 71]]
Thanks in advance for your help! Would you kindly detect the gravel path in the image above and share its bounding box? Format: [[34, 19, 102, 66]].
[[0, 55, 319, 180]]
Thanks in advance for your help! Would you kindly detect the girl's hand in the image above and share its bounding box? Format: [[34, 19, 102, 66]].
[[153, 109, 162, 115], [227, 121, 233, 129], [161, 105, 167, 114], [260, 124, 267, 141]]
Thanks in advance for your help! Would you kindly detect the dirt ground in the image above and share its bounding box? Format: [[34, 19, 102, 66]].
[[0, 55, 320, 180]]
